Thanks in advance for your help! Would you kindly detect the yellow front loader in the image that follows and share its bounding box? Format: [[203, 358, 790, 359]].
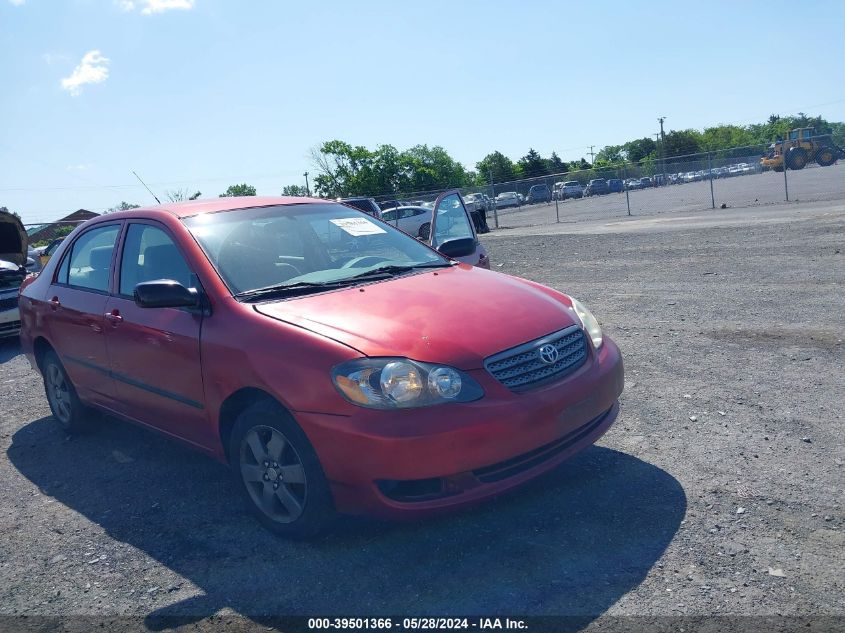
[[761, 127, 842, 172]]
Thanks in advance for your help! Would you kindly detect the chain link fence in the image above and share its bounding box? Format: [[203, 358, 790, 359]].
[[369, 141, 845, 232]]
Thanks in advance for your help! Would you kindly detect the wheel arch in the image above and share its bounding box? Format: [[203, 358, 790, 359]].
[[32, 336, 55, 372], [218, 387, 293, 463]]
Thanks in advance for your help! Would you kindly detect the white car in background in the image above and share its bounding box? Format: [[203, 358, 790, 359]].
[[561, 181, 584, 199], [462, 193, 484, 215], [495, 191, 520, 209], [380, 205, 432, 238]]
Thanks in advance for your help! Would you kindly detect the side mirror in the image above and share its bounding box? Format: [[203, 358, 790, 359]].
[[437, 237, 476, 258], [134, 279, 199, 309]]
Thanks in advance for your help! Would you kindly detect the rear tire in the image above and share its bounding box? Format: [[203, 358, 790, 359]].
[[41, 351, 97, 434], [815, 146, 836, 167], [785, 147, 808, 170], [230, 399, 335, 539]]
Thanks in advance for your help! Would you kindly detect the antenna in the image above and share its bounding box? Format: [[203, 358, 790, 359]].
[[132, 171, 161, 204]]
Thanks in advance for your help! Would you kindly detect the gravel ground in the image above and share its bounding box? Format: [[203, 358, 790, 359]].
[[0, 199, 843, 631]]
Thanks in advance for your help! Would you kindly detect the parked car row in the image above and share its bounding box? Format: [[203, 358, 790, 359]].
[[543, 160, 763, 199]]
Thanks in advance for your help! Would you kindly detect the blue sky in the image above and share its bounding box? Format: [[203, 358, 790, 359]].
[[2, 0, 844, 225]]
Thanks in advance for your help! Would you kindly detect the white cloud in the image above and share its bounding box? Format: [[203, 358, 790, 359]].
[[116, 0, 194, 15], [8, 0, 26, 6], [66, 164, 92, 172], [141, 0, 194, 14], [61, 50, 110, 97]]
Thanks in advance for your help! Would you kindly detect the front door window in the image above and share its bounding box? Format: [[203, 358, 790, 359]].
[[431, 193, 475, 249], [118, 224, 193, 297]]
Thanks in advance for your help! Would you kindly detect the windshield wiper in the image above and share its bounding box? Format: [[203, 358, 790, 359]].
[[347, 262, 454, 280], [235, 280, 351, 301], [235, 262, 454, 302]]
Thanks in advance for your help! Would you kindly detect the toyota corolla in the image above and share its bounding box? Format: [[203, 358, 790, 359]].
[[18, 192, 623, 537]]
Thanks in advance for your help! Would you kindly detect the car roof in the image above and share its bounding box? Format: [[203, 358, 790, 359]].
[[98, 196, 328, 220]]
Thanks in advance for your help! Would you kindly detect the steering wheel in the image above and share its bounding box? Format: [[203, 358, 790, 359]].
[[340, 255, 390, 269], [273, 262, 302, 278]]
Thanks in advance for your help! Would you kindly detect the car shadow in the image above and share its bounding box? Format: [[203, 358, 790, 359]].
[[0, 337, 22, 364], [8, 414, 685, 630]]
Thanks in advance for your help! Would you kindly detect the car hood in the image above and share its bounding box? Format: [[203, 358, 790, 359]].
[[253, 264, 580, 369], [0, 210, 27, 267]]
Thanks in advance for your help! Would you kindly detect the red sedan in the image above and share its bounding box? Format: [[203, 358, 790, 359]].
[[19, 193, 623, 537]]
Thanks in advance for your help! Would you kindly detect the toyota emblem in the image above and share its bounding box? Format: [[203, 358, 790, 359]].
[[537, 344, 559, 365]]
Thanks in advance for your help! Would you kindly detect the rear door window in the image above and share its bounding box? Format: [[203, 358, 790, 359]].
[[60, 225, 121, 292]]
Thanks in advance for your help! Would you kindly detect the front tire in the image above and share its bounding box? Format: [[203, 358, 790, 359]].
[[41, 350, 96, 434], [230, 400, 335, 539], [815, 146, 836, 167], [786, 147, 808, 170]]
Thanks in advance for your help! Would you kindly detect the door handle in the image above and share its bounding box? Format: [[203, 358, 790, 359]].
[[104, 310, 123, 324], [48, 297, 60, 310]]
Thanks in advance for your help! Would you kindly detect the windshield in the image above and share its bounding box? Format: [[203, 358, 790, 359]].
[[183, 203, 446, 297]]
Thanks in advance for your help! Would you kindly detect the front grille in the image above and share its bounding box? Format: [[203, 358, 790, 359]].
[[0, 296, 19, 312], [484, 325, 588, 391]]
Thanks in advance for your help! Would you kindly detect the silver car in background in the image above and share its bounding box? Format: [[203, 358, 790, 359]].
[[495, 191, 520, 209]]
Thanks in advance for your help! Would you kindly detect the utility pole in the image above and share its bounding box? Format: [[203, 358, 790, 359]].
[[303, 171, 311, 196], [658, 116, 666, 186], [588, 145, 595, 165], [653, 134, 660, 182], [489, 166, 499, 229]]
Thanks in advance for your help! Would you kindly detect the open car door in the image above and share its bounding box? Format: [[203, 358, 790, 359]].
[[428, 190, 490, 268]]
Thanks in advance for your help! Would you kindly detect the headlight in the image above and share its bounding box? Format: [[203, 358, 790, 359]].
[[332, 358, 484, 409], [569, 297, 603, 349]]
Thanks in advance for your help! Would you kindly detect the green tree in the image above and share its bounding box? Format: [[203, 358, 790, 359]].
[[830, 122, 845, 149], [596, 145, 624, 164], [545, 151, 566, 174], [517, 148, 548, 178], [310, 140, 469, 197], [106, 201, 140, 213], [281, 184, 309, 196], [400, 144, 468, 192], [662, 129, 702, 159], [166, 189, 201, 202], [623, 138, 657, 163], [476, 151, 517, 183], [311, 140, 375, 198], [219, 184, 256, 197]]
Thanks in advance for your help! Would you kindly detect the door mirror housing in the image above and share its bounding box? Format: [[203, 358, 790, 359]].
[[134, 280, 200, 309], [437, 237, 477, 258]]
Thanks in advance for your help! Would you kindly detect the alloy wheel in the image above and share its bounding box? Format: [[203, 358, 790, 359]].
[[46, 364, 72, 424], [239, 425, 307, 523]]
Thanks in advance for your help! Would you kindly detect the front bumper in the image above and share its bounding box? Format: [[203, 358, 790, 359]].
[[0, 296, 21, 338], [297, 337, 624, 519]]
